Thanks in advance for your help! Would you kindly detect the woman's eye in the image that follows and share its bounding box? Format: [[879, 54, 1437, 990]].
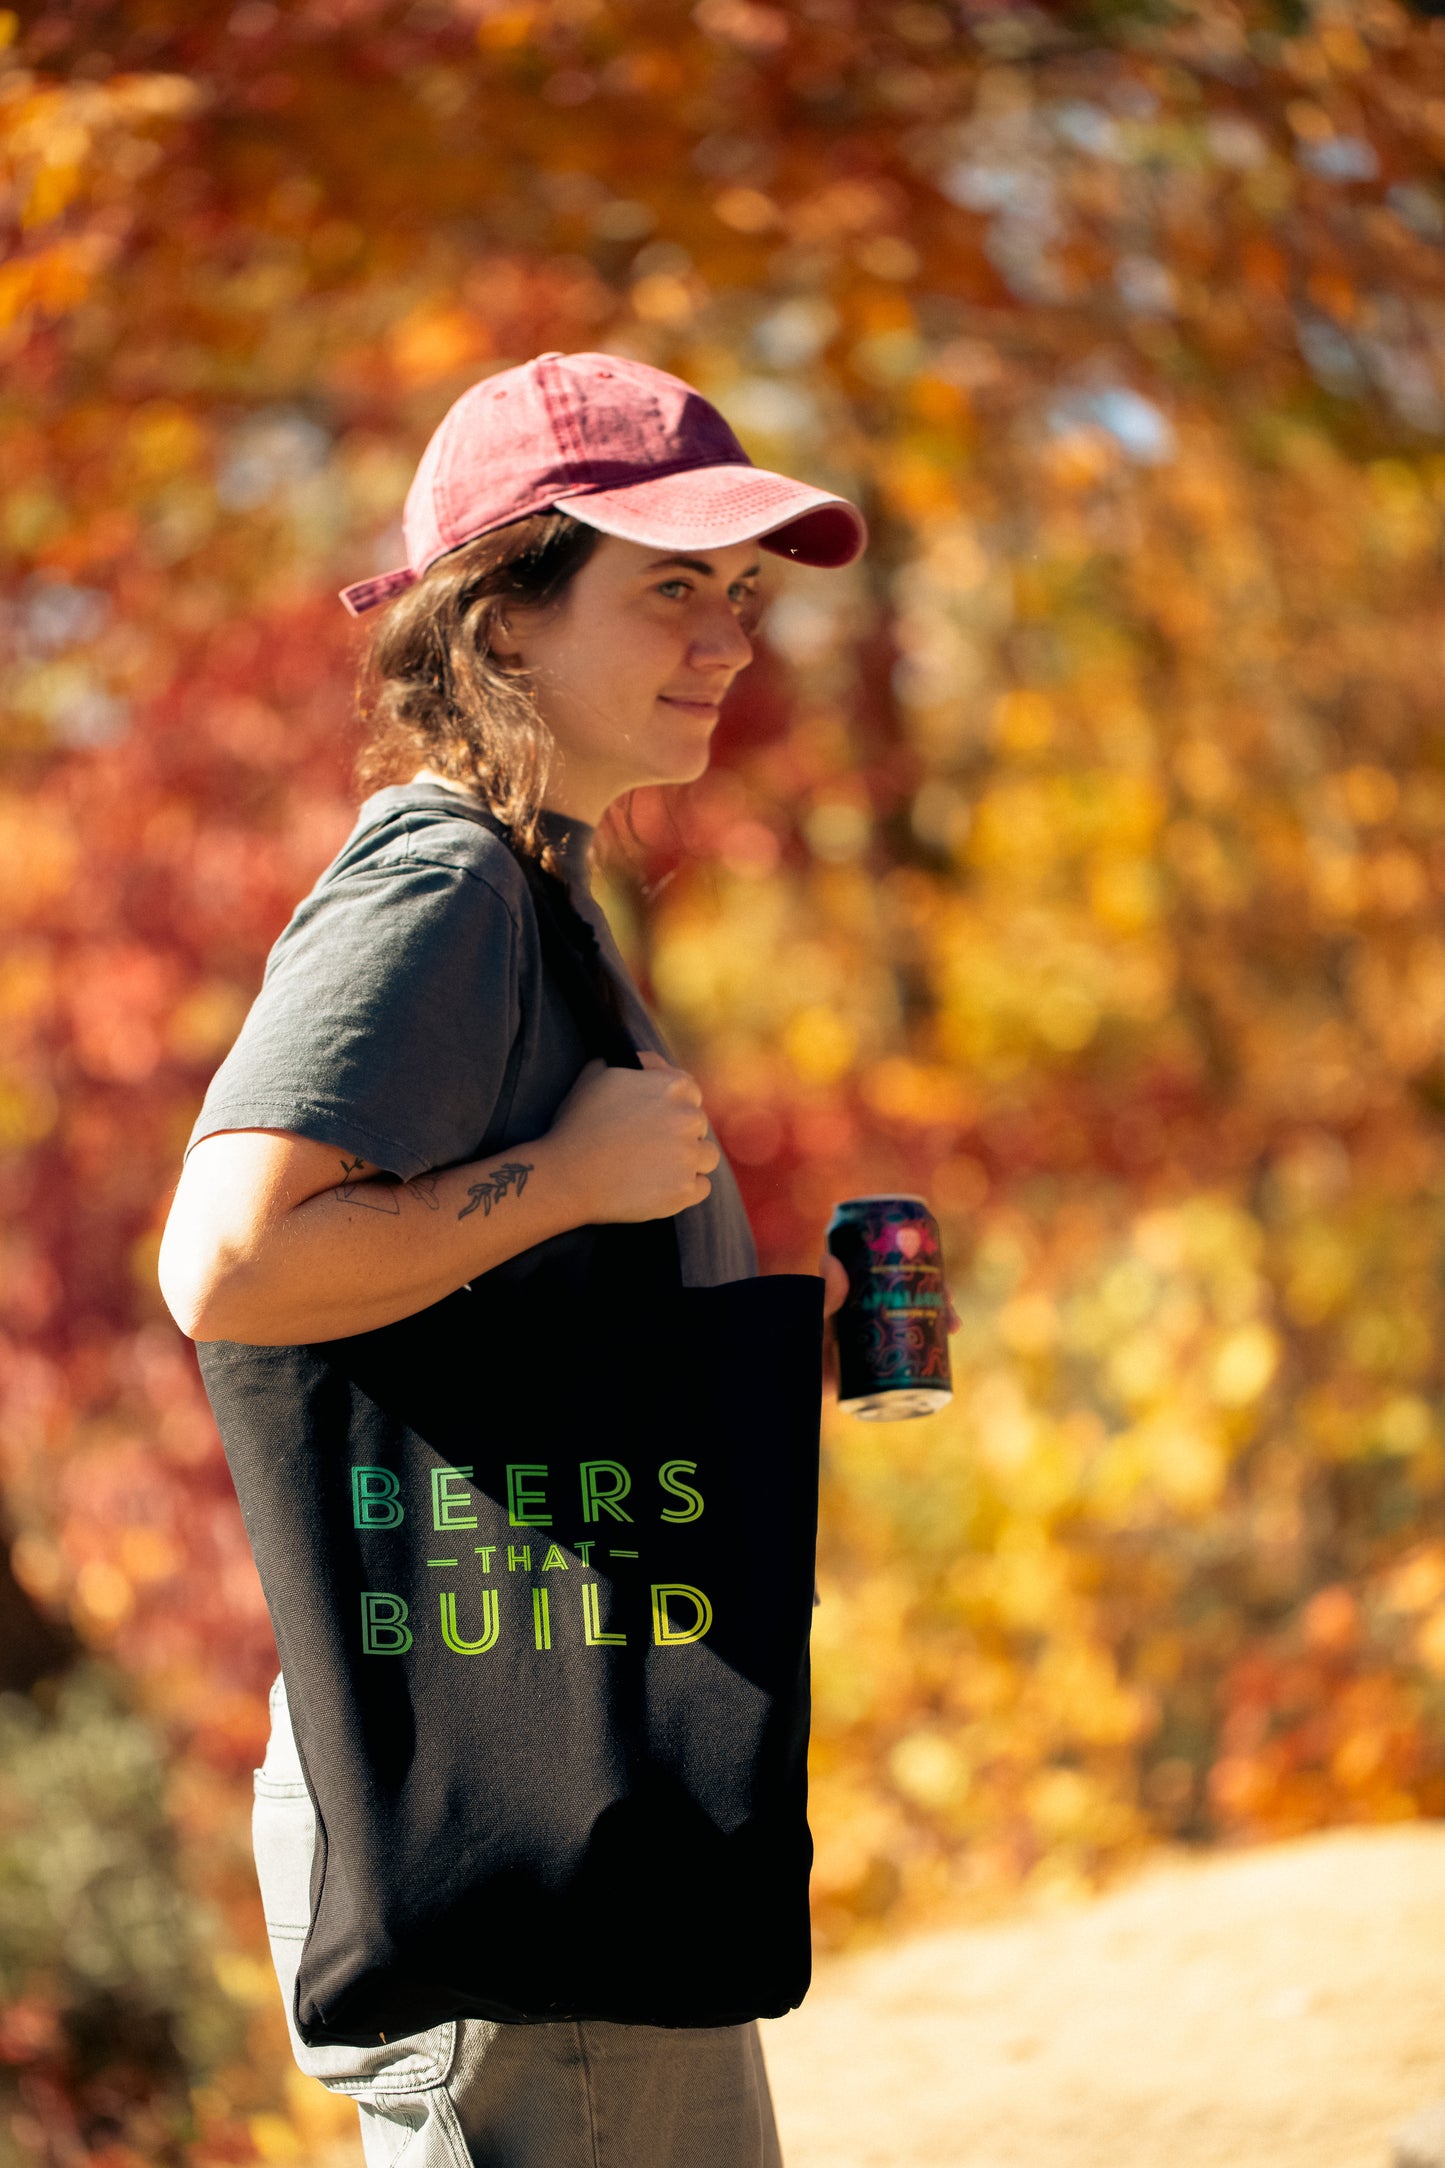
[[656, 579, 690, 599]]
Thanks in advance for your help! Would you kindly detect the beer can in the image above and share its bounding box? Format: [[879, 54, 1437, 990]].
[[826, 1194, 953, 1420]]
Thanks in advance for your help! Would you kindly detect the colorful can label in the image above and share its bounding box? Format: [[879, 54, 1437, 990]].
[[826, 1195, 953, 1421]]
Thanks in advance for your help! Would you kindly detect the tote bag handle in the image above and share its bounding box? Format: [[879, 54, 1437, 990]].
[[429, 800, 685, 1293]]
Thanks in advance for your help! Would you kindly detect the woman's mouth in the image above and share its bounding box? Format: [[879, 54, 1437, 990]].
[[658, 695, 721, 720]]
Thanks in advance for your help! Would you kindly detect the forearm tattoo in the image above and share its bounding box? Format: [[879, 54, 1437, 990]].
[[457, 1160, 533, 1221], [333, 1159, 442, 1214]]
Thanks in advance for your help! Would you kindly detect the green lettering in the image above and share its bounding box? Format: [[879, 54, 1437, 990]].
[[474, 1545, 496, 1572], [582, 1580, 626, 1646], [506, 1462, 551, 1527], [579, 1460, 633, 1523], [657, 1460, 704, 1524], [533, 1586, 551, 1650], [575, 1540, 597, 1566], [541, 1544, 569, 1571], [651, 1583, 712, 1647], [431, 1465, 477, 1531], [351, 1466, 403, 1529], [360, 1591, 412, 1656], [439, 1588, 499, 1655], [507, 1545, 531, 1572]]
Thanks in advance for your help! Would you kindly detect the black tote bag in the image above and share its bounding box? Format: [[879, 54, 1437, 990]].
[[196, 810, 824, 2047]]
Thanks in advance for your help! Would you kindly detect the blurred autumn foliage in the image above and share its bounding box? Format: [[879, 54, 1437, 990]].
[[10, 0, 1445, 2154]]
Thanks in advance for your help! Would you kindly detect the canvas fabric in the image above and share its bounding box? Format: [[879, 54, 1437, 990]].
[[254, 1677, 785, 2168]]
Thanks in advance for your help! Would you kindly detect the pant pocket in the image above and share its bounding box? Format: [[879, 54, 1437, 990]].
[[252, 1674, 455, 2097], [353, 2084, 473, 2168]]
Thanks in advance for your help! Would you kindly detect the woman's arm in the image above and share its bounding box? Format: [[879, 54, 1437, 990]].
[[160, 1053, 718, 1346]]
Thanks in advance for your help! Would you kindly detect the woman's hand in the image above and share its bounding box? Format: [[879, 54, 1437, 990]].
[[547, 1051, 720, 1223]]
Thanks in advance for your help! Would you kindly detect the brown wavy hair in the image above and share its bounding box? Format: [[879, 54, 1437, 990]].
[[354, 513, 601, 869]]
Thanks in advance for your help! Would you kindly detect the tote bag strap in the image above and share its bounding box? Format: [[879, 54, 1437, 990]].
[[514, 846, 643, 1077], [405, 795, 639, 1067], [413, 796, 684, 1290]]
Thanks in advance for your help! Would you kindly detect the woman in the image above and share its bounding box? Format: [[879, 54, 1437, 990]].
[[160, 352, 866, 2168]]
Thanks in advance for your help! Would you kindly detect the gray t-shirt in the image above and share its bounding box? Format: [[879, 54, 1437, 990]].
[[188, 784, 757, 1289]]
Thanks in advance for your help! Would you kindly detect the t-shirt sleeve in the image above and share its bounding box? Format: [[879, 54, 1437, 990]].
[[188, 853, 523, 1181]]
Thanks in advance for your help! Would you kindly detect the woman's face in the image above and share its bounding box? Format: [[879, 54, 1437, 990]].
[[500, 533, 760, 821]]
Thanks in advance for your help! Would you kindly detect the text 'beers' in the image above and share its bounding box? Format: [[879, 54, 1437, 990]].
[[350, 1457, 705, 1530]]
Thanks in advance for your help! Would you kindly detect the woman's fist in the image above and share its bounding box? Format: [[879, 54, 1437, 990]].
[[547, 1051, 720, 1224]]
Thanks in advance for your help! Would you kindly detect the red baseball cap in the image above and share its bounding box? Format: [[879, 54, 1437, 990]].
[[339, 351, 867, 615]]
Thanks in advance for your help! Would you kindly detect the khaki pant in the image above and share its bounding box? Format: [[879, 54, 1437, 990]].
[[253, 1677, 785, 2168]]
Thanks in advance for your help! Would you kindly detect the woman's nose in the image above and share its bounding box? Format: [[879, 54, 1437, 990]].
[[690, 604, 753, 671]]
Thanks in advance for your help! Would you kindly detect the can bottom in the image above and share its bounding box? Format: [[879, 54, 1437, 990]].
[[839, 1387, 954, 1421]]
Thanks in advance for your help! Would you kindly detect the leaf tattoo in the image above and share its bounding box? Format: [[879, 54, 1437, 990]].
[[457, 1159, 534, 1221]]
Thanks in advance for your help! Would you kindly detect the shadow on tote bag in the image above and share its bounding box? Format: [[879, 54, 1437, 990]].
[[196, 806, 824, 2049]]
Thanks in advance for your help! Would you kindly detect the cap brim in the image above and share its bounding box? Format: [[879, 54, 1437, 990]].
[[553, 464, 866, 568]]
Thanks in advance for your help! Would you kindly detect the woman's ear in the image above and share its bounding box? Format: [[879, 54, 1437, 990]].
[[486, 606, 525, 674]]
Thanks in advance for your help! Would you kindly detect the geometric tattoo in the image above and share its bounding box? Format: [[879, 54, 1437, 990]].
[[335, 1156, 398, 1212], [457, 1159, 534, 1222], [334, 1159, 441, 1213]]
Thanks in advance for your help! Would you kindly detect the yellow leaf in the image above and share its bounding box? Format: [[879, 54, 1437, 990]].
[[1211, 1324, 1278, 1407], [783, 1005, 856, 1084]]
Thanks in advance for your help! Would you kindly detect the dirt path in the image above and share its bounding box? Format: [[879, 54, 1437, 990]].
[[760, 1825, 1445, 2168]]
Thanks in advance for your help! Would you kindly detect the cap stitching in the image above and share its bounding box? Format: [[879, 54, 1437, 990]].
[[550, 450, 759, 501], [429, 389, 484, 546], [534, 354, 596, 489]]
